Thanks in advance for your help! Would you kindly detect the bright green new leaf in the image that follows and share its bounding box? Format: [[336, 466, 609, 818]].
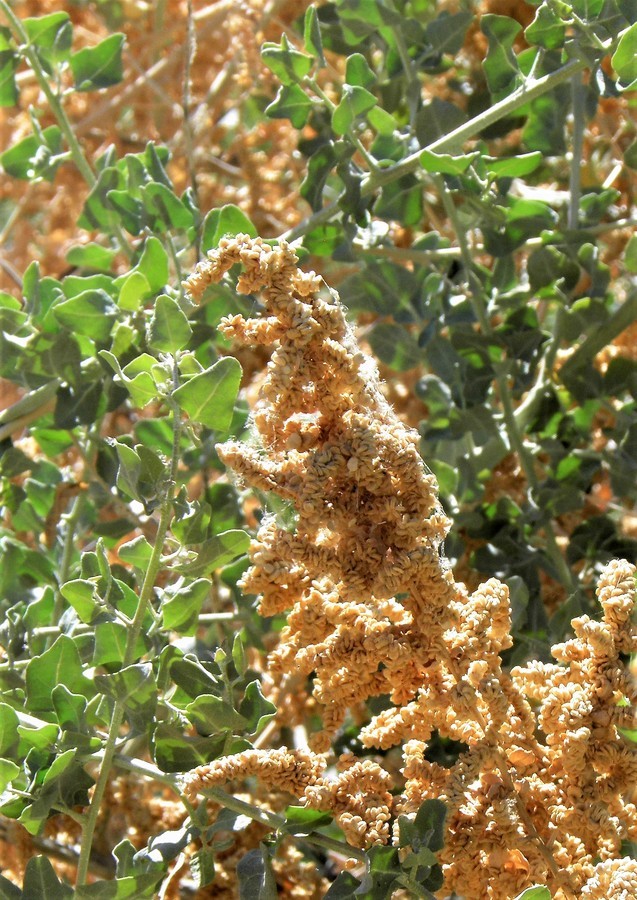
[[173, 356, 242, 431], [265, 84, 313, 128], [612, 22, 637, 90], [71, 33, 126, 91], [261, 34, 313, 85], [201, 204, 258, 255], [148, 294, 192, 352], [420, 149, 479, 175], [332, 84, 377, 135], [53, 289, 118, 342]]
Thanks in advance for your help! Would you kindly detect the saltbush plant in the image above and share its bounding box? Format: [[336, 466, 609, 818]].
[[0, 0, 636, 897]]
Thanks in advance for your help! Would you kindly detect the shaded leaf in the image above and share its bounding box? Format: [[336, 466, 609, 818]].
[[71, 33, 125, 91]]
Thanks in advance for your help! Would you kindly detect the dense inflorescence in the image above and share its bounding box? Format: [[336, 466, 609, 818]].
[[183, 237, 637, 899]]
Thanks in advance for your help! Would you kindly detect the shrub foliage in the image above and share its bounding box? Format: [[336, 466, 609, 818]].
[[0, 0, 636, 897]]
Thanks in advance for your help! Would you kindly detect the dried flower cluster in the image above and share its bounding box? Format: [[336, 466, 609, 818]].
[[183, 237, 637, 899]]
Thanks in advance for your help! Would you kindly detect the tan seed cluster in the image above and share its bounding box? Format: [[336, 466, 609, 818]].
[[183, 238, 637, 898]]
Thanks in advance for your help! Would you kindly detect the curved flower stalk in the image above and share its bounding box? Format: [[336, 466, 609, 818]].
[[183, 237, 637, 899]]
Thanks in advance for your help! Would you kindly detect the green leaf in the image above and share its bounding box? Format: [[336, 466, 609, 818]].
[[525, 3, 566, 50], [513, 888, 552, 900], [24, 13, 72, 71], [0, 28, 19, 107], [300, 143, 337, 211], [173, 356, 242, 431], [0, 704, 19, 756], [22, 856, 73, 900], [265, 84, 313, 128], [420, 149, 479, 175], [177, 529, 250, 577], [625, 235, 637, 273], [93, 622, 129, 666], [261, 34, 313, 85], [71, 33, 126, 91], [304, 6, 325, 66], [186, 694, 246, 734], [367, 105, 395, 136], [201, 204, 258, 255], [483, 152, 543, 177], [237, 846, 278, 900], [283, 805, 333, 834], [94, 663, 157, 729], [118, 535, 153, 569], [66, 243, 116, 272], [368, 323, 422, 371], [26, 635, 92, 711], [60, 578, 100, 623], [53, 289, 118, 341], [0, 873, 21, 899], [345, 52, 375, 88], [190, 848, 216, 888], [75, 875, 161, 899], [141, 182, 194, 231], [78, 166, 122, 230], [152, 722, 227, 772], [0, 126, 63, 181], [332, 84, 377, 135], [481, 15, 523, 99], [0, 759, 19, 793], [324, 872, 361, 898], [426, 11, 473, 57], [239, 681, 277, 734], [163, 578, 211, 634], [148, 294, 192, 352], [52, 685, 87, 732], [612, 22, 637, 90], [136, 235, 169, 292]]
